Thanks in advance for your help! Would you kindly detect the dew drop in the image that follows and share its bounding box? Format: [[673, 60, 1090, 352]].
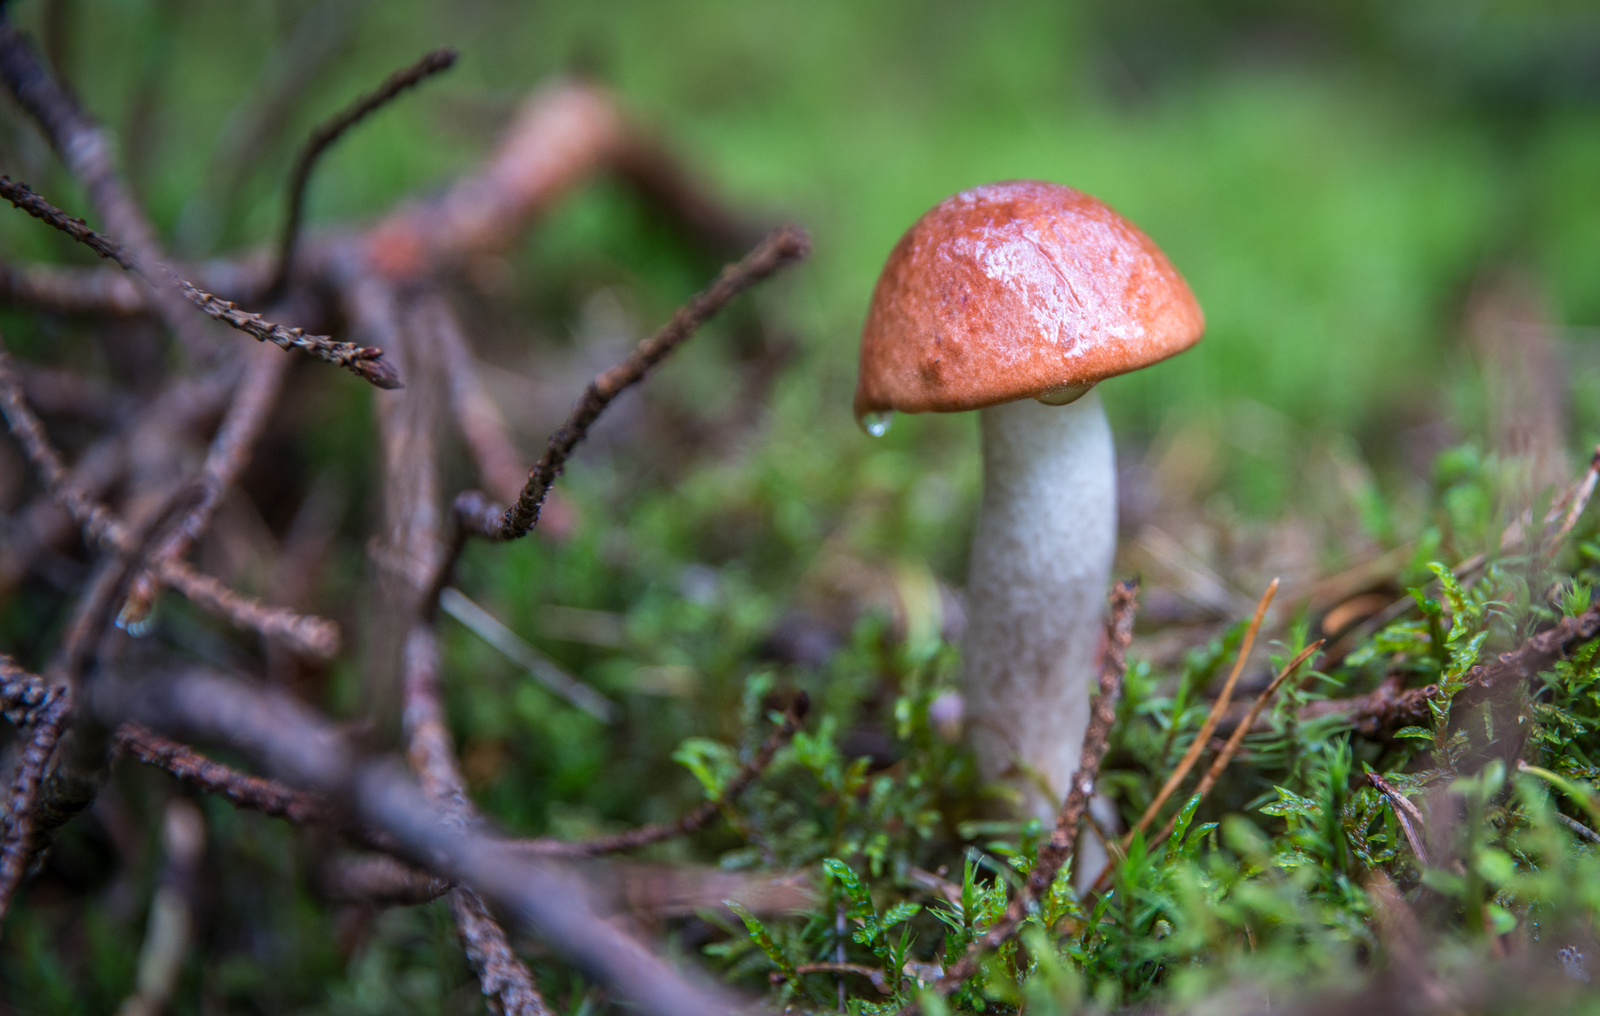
[[1035, 382, 1094, 406], [857, 410, 894, 437]]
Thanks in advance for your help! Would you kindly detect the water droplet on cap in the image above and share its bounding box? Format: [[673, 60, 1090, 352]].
[[1034, 382, 1094, 406], [857, 410, 894, 437]]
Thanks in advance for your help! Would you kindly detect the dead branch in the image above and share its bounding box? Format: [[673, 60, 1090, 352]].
[[1147, 641, 1325, 850], [0, 483, 193, 920], [454, 223, 811, 543], [0, 654, 64, 727], [114, 724, 324, 824], [934, 580, 1139, 994], [270, 46, 457, 296], [90, 667, 747, 1016], [0, 260, 146, 314], [317, 852, 451, 907], [1129, 578, 1278, 843], [0, 351, 342, 658], [362, 80, 629, 280], [122, 342, 292, 624], [430, 294, 528, 503], [0, 691, 69, 920], [0, 176, 400, 388], [1368, 771, 1431, 865], [1457, 601, 1600, 712], [0, 20, 214, 358], [520, 694, 807, 857]]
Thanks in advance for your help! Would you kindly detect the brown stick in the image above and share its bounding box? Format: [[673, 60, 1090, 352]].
[[429, 294, 528, 503], [90, 667, 747, 1016], [0, 351, 342, 658], [0, 655, 64, 728], [0, 259, 146, 314], [269, 47, 457, 296], [121, 343, 293, 624], [0, 22, 214, 359], [455, 223, 810, 543], [1127, 578, 1278, 844], [379, 298, 549, 1015], [933, 580, 1140, 994], [0, 176, 400, 388], [519, 696, 807, 858], [0, 692, 70, 920], [1148, 640, 1323, 849], [114, 724, 324, 824], [1368, 771, 1431, 866]]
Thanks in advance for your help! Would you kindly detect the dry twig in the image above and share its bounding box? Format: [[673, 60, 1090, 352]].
[[270, 46, 457, 295], [114, 724, 324, 824], [1149, 640, 1323, 848], [454, 223, 811, 543], [0, 351, 342, 657], [91, 667, 747, 1016], [0, 22, 214, 358], [0, 176, 400, 388], [1128, 578, 1279, 843]]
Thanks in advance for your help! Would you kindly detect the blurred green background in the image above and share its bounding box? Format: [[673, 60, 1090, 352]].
[[6, 0, 1600, 1010], [14, 0, 1600, 496]]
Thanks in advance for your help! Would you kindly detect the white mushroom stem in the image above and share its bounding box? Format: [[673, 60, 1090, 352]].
[[965, 389, 1115, 822]]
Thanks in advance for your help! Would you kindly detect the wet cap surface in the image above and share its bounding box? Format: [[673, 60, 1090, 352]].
[[855, 180, 1204, 416]]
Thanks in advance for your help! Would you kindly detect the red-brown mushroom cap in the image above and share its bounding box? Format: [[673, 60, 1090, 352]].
[[854, 180, 1204, 417]]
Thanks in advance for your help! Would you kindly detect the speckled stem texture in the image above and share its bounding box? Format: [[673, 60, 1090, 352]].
[[965, 390, 1116, 821]]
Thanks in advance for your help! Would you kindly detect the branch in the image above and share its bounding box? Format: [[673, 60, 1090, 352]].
[[1456, 601, 1600, 712], [89, 668, 747, 1016], [934, 580, 1139, 993], [114, 724, 324, 824], [0, 692, 69, 921], [0, 351, 342, 658], [455, 223, 811, 543], [0, 259, 145, 314], [519, 695, 807, 858], [1127, 578, 1278, 844], [269, 47, 457, 296], [0, 176, 400, 388], [0, 655, 64, 728], [0, 21, 214, 358], [317, 852, 450, 907], [122, 343, 293, 625], [430, 294, 528, 503]]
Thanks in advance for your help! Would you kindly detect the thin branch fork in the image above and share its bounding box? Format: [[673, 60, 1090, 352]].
[[0, 352, 342, 658], [122, 343, 293, 626], [0, 176, 400, 388], [932, 580, 1140, 994], [270, 46, 458, 296], [521, 694, 809, 858], [454, 223, 811, 543]]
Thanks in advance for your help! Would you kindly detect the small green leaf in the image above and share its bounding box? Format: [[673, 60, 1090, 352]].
[[1394, 727, 1435, 742], [725, 900, 798, 984]]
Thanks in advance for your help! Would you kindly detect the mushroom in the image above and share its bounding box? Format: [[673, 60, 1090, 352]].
[[855, 180, 1203, 821]]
